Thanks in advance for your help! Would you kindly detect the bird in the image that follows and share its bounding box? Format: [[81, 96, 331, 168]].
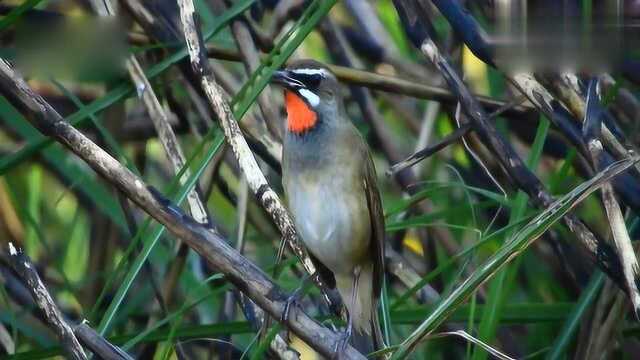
[[271, 59, 386, 357]]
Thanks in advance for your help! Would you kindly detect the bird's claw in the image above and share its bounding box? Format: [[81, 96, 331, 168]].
[[280, 290, 301, 323], [332, 325, 352, 360], [281, 275, 312, 323]]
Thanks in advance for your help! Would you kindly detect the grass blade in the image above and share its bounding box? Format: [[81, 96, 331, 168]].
[[472, 117, 550, 360], [390, 156, 639, 359], [545, 271, 604, 360], [0, 0, 255, 174]]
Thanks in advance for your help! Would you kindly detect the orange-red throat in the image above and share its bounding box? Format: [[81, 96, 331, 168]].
[[285, 90, 317, 134]]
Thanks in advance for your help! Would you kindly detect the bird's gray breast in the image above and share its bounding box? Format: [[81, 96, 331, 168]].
[[283, 132, 371, 275]]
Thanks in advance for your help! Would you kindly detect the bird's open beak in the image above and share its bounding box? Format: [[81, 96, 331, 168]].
[[270, 70, 305, 89]]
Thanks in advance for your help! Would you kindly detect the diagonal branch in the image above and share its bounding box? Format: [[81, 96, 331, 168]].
[[392, 0, 629, 294], [583, 79, 640, 317], [5, 242, 87, 360], [0, 59, 364, 359], [174, 0, 334, 307], [2, 243, 136, 360], [424, 0, 640, 214], [90, 0, 210, 312], [211, 0, 284, 141]]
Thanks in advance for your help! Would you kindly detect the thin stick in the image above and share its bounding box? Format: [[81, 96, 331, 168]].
[[5, 243, 87, 360], [387, 96, 526, 175], [175, 0, 334, 307], [583, 79, 640, 317], [392, 0, 628, 297], [0, 58, 363, 360], [74, 322, 134, 360]]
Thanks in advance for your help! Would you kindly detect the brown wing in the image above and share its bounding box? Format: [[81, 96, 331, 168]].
[[363, 153, 385, 298]]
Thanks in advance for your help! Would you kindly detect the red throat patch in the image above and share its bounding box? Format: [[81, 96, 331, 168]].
[[284, 90, 317, 134]]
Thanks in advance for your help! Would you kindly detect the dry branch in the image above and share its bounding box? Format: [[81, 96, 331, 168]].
[[120, 0, 283, 168], [1, 245, 133, 359], [392, 0, 628, 291], [583, 80, 640, 316], [0, 58, 364, 359], [88, 3, 207, 345], [74, 323, 134, 360], [174, 0, 335, 308], [211, 0, 283, 141], [538, 73, 637, 165], [125, 29, 531, 117], [4, 242, 87, 360]]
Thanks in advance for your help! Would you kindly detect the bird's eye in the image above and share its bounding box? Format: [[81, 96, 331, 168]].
[[298, 73, 322, 89]]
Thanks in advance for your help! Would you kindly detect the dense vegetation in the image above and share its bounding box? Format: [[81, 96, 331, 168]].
[[1, 1, 639, 359]]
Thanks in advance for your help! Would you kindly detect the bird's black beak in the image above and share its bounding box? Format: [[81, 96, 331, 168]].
[[270, 70, 305, 89]]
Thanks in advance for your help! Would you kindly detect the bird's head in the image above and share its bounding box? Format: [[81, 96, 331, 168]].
[[271, 59, 340, 135]]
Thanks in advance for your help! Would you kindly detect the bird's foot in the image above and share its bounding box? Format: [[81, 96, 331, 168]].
[[280, 293, 299, 323], [332, 324, 352, 360], [280, 277, 309, 323]]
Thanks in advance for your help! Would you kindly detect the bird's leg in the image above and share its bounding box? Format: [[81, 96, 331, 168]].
[[334, 266, 361, 359], [280, 274, 311, 323]]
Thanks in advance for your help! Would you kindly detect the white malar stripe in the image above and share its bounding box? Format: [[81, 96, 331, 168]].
[[298, 89, 320, 107], [291, 68, 328, 77], [8, 242, 17, 256]]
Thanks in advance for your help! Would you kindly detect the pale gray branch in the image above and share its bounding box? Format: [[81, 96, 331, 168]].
[[4, 243, 87, 360], [0, 58, 363, 360], [175, 0, 337, 313]]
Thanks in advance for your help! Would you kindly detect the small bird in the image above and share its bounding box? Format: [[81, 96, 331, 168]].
[[271, 60, 386, 356]]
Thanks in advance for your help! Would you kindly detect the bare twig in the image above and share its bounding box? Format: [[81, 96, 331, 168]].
[[426, 331, 515, 360], [386, 247, 440, 304], [4, 242, 87, 360], [344, 0, 396, 52], [267, 0, 306, 39], [175, 0, 335, 307], [93, 0, 210, 225], [0, 322, 14, 354], [120, 0, 283, 166], [125, 30, 532, 117], [393, 0, 629, 293], [207, 63, 282, 167], [211, 0, 283, 141], [90, 2, 207, 347], [388, 96, 526, 175], [0, 254, 133, 360], [328, 65, 531, 117], [0, 58, 363, 360], [74, 322, 134, 360], [538, 73, 637, 168], [420, 0, 640, 216], [583, 79, 640, 317]]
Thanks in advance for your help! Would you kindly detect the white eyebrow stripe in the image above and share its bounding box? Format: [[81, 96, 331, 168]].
[[298, 89, 320, 107], [291, 68, 328, 77]]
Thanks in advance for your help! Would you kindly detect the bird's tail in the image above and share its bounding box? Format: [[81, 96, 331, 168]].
[[337, 263, 385, 357], [350, 302, 385, 357]]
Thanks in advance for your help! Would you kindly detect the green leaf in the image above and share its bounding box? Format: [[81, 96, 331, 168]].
[[96, 131, 225, 335], [0, 97, 127, 229], [545, 271, 604, 360], [96, 0, 337, 337], [472, 117, 550, 360], [390, 215, 534, 310], [0, 0, 45, 31], [390, 156, 638, 359], [0, 0, 255, 174]]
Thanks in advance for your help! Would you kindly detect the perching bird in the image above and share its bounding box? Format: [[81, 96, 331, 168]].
[[271, 60, 386, 356]]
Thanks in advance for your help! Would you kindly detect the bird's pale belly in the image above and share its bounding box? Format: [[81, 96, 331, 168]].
[[287, 180, 371, 275]]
